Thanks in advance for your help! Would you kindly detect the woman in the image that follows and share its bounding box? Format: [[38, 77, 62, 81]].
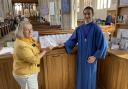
[[13, 21, 52, 89], [64, 6, 107, 89]]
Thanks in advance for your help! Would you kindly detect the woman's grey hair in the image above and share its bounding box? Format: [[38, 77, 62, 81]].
[[15, 21, 32, 39]]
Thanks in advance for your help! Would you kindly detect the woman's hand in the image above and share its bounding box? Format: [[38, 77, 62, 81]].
[[44, 46, 54, 52], [40, 46, 54, 58], [87, 56, 96, 63], [41, 46, 54, 52], [58, 44, 64, 48]]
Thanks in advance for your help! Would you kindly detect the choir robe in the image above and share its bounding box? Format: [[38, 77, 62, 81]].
[[64, 22, 107, 89]]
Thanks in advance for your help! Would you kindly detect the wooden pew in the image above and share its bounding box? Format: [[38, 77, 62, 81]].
[[0, 20, 14, 38], [38, 29, 74, 35], [0, 23, 6, 37]]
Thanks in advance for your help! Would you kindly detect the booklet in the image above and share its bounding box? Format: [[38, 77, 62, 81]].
[[39, 34, 71, 48], [0, 47, 13, 55]]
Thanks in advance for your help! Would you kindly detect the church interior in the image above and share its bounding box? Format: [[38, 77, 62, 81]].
[[0, 0, 128, 89]]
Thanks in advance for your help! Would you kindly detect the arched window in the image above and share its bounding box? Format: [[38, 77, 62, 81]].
[[77, 0, 92, 12], [14, 3, 37, 17], [14, 3, 22, 15], [97, 0, 111, 9], [84, 0, 92, 7]]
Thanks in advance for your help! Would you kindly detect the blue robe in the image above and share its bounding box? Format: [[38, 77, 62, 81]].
[[64, 22, 107, 89]]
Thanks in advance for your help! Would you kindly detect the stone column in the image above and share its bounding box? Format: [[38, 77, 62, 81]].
[[71, 0, 78, 29], [8, 0, 13, 13], [38, 0, 61, 25], [0, 0, 13, 18], [3, 0, 9, 17], [0, 0, 4, 17], [77, 0, 84, 20], [61, 0, 78, 30], [38, 0, 50, 22], [49, 0, 61, 25]]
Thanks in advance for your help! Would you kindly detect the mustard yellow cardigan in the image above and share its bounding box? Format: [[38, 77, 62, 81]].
[[13, 38, 41, 76]]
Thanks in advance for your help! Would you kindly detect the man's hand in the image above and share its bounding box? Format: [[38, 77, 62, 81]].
[[87, 56, 96, 63]]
